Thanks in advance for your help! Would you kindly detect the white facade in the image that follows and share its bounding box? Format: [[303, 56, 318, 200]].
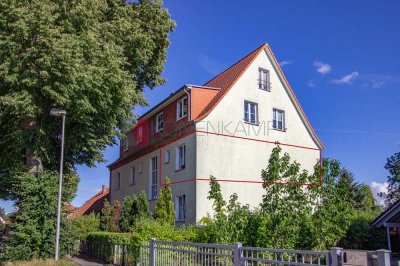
[[109, 45, 322, 224]]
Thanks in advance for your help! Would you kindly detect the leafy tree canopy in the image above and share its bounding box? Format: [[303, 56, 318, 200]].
[[0, 171, 77, 261], [0, 0, 175, 197], [380, 152, 400, 206]]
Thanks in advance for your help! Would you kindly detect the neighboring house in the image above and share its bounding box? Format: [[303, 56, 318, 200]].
[[69, 185, 109, 219], [371, 199, 400, 251], [108, 43, 324, 224]]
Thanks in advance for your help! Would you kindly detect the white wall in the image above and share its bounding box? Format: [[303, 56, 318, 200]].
[[195, 49, 321, 221]]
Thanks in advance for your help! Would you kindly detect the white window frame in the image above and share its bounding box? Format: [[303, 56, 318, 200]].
[[149, 156, 158, 200], [116, 172, 121, 190], [130, 166, 136, 186], [139, 161, 143, 174], [123, 136, 129, 151], [156, 112, 164, 133], [136, 126, 143, 144], [176, 97, 188, 121], [175, 195, 186, 221], [244, 100, 259, 125], [164, 149, 170, 164], [258, 68, 271, 91], [273, 108, 286, 131], [175, 144, 186, 171]]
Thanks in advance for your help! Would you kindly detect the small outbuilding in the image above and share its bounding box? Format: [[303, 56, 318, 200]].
[[372, 199, 400, 251]]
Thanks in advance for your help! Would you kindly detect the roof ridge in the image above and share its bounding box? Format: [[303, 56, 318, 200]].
[[203, 43, 267, 87]]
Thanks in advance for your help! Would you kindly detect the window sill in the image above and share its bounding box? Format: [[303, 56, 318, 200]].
[[175, 219, 186, 222], [176, 114, 187, 122], [244, 120, 260, 126], [164, 161, 170, 165], [272, 128, 287, 132], [156, 128, 164, 133], [175, 166, 186, 172], [129, 183, 136, 186], [148, 198, 158, 202]]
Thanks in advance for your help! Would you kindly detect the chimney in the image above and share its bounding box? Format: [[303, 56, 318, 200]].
[[102, 185, 106, 193]]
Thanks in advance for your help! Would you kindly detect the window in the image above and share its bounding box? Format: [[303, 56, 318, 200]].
[[115, 172, 121, 190], [175, 144, 186, 170], [176, 97, 188, 120], [259, 68, 271, 91], [139, 161, 143, 173], [244, 101, 258, 124], [123, 137, 129, 151], [164, 149, 170, 164], [150, 157, 158, 200], [175, 195, 186, 221], [137, 126, 143, 144], [273, 109, 285, 131], [130, 166, 136, 186], [156, 113, 164, 132]]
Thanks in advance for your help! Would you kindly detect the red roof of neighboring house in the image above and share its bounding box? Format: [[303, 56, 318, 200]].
[[69, 185, 109, 219]]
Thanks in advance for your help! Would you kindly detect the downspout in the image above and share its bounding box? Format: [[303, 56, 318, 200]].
[[184, 85, 192, 121]]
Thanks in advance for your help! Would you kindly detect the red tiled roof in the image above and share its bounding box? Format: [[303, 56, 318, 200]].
[[69, 185, 109, 219], [194, 43, 266, 121]]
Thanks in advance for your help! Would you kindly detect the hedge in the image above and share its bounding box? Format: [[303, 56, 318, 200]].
[[86, 232, 131, 245]]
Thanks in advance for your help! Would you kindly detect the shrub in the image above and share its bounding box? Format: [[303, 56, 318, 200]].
[[71, 213, 100, 240]]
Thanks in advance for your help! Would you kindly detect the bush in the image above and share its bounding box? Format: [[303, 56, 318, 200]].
[[86, 231, 131, 245], [72, 214, 100, 240], [339, 210, 387, 250]]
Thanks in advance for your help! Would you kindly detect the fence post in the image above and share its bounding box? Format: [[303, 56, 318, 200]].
[[330, 247, 343, 266], [150, 238, 156, 266], [234, 242, 242, 266], [376, 249, 391, 266]]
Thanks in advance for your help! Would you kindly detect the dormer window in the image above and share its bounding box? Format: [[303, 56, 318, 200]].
[[177, 97, 188, 120], [258, 68, 271, 91], [156, 112, 164, 132]]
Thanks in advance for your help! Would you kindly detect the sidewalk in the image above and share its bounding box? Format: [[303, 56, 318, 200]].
[[68, 255, 112, 266]]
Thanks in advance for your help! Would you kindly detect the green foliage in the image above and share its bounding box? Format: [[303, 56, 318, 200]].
[[339, 210, 386, 250], [198, 146, 384, 251], [120, 191, 151, 232], [0, 0, 175, 197], [71, 213, 100, 240], [380, 152, 400, 206], [0, 171, 77, 261], [154, 177, 175, 225], [100, 199, 120, 232], [86, 231, 131, 245]]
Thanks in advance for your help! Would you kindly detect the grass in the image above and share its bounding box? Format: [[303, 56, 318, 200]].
[[4, 258, 77, 266]]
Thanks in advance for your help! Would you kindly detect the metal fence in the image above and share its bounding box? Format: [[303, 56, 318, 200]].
[[77, 238, 392, 266], [139, 239, 392, 266]]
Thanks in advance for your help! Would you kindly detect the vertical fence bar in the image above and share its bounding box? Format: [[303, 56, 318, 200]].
[[376, 249, 391, 266], [330, 247, 343, 266], [150, 238, 156, 266], [234, 242, 242, 266]]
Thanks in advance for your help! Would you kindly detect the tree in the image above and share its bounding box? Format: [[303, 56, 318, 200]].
[[120, 195, 137, 232], [0, 0, 175, 196], [0, 171, 77, 261], [111, 200, 121, 232], [120, 191, 151, 232], [380, 152, 400, 206], [100, 199, 113, 232], [154, 177, 175, 225], [260, 145, 315, 249]]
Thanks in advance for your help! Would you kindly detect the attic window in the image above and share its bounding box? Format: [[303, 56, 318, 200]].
[[177, 97, 188, 120], [258, 68, 271, 91]]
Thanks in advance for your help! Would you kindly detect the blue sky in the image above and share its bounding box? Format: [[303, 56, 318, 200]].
[[2, 1, 400, 213]]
